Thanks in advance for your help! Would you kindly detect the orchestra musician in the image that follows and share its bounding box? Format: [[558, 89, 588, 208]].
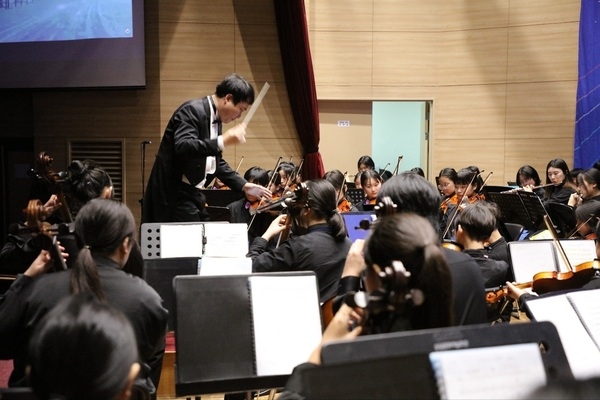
[[0, 199, 168, 394], [332, 173, 487, 326], [543, 158, 576, 208], [323, 169, 359, 213], [226, 166, 276, 245], [568, 168, 600, 207], [277, 212, 455, 399], [247, 179, 352, 304], [441, 166, 485, 240], [515, 165, 545, 198], [360, 169, 383, 206], [571, 200, 600, 240]]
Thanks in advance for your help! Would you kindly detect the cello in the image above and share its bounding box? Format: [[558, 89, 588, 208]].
[[30, 152, 73, 223], [24, 199, 69, 271]]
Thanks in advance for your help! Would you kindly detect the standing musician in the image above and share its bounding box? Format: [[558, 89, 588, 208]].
[[323, 169, 358, 213], [247, 179, 352, 304], [142, 73, 270, 223]]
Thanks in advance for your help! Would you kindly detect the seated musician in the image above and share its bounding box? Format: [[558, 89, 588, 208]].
[[226, 166, 276, 245], [571, 200, 600, 240], [333, 173, 487, 326], [277, 212, 454, 399], [543, 158, 576, 208], [323, 169, 359, 213], [0, 159, 115, 275], [506, 219, 600, 312], [568, 168, 600, 207], [353, 171, 362, 190], [516, 165, 545, 198], [247, 179, 352, 304], [441, 166, 485, 239], [275, 161, 296, 197], [454, 202, 512, 289], [360, 169, 383, 206]]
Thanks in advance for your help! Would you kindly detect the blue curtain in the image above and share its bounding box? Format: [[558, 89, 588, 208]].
[[574, 1, 600, 169]]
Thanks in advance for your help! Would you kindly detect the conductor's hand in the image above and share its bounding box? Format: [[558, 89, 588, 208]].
[[341, 239, 366, 278], [243, 182, 271, 201], [307, 304, 363, 365], [24, 250, 54, 278], [262, 214, 287, 241], [222, 123, 247, 147]]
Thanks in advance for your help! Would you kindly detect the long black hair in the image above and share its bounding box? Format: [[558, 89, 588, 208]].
[[300, 179, 348, 241], [71, 199, 136, 300]]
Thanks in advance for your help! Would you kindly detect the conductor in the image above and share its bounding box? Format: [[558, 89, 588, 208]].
[[142, 73, 270, 223]]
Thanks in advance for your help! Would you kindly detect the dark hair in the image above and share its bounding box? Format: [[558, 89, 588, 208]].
[[360, 169, 382, 188], [357, 155, 375, 170], [323, 169, 346, 194], [71, 199, 137, 300], [302, 179, 348, 241], [575, 201, 600, 228], [215, 73, 255, 105], [277, 161, 296, 180], [267, 169, 282, 187], [67, 159, 113, 206], [244, 166, 269, 187], [516, 165, 542, 186], [377, 173, 443, 233], [456, 167, 483, 192], [577, 168, 600, 191], [364, 213, 454, 330], [29, 294, 138, 400], [545, 158, 570, 197], [456, 202, 496, 242], [410, 167, 425, 177], [438, 168, 457, 182]]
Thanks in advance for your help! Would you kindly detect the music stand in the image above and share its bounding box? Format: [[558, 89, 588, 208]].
[[346, 188, 365, 207], [487, 192, 534, 230], [547, 203, 576, 237], [297, 322, 572, 400]]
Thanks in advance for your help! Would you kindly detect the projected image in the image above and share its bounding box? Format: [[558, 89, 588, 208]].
[[0, 0, 133, 43]]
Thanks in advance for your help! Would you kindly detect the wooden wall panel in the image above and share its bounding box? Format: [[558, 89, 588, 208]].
[[433, 85, 507, 140], [437, 29, 509, 86], [309, 0, 373, 32], [372, 32, 438, 86], [508, 0, 580, 26], [504, 138, 575, 182], [372, 0, 442, 32], [505, 81, 577, 139], [158, 2, 234, 24], [507, 23, 579, 83]]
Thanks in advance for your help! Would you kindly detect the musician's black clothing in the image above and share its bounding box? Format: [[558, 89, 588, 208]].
[[248, 224, 352, 304]]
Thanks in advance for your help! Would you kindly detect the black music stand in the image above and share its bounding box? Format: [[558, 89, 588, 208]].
[[487, 191, 546, 231], [173, 272, 322, 397], [142, 257, 198, 331], [346, 188, 365, 207], [547, 202, 576, 237], [297, 322, 572, 400]]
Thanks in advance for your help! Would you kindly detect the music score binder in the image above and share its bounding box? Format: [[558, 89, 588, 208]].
[[298, 322, 572, 399], [173, 272, 322, 396]]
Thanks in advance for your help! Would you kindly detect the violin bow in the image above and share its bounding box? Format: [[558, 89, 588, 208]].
[[566, 214, 598, 239], [335, 171, 348, 206], [543, 214, 573, 272], [234, 156, 244, 173], [379, 162, 391, 179], [477, 171, 493, 194], [247, 157, 283, 232], [442, 170, 484, 239], [391, 155, 404, 176]]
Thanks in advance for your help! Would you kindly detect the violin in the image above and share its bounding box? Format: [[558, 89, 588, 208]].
[[485, 282, 532, 304], [440, 194, 458, 214], [337, 198, 353, 213], [275, 182, 310, 247], [30, 152, 73, 223], [24, 199, 68, 271], [528, 215, 600, 295], [441, 240, 463, 252]]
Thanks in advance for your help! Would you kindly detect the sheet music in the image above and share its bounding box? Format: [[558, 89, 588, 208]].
[[203, 223, 248, 257], [429, 343, 546, 399], [526, 293, 600, 379], [508, 241, 557, 283], [556, 240, 597, 272], [199, 256, 252, 276], [159, 224, 204, 258], [566, 290, 600, 351], [249, 275, 322, 376]]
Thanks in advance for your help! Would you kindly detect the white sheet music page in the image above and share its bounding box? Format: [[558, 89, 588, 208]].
[[509, 241, 556, 283], [429, 343, 546, 400], [203, 223, 248, 257], [566, 290, 600, 352], [556, 240, 597, 272], [526, 293, 600, 379], [249, 274, 322, 376], [159, 224, 204, 258], [199, 256, 252, 276]]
